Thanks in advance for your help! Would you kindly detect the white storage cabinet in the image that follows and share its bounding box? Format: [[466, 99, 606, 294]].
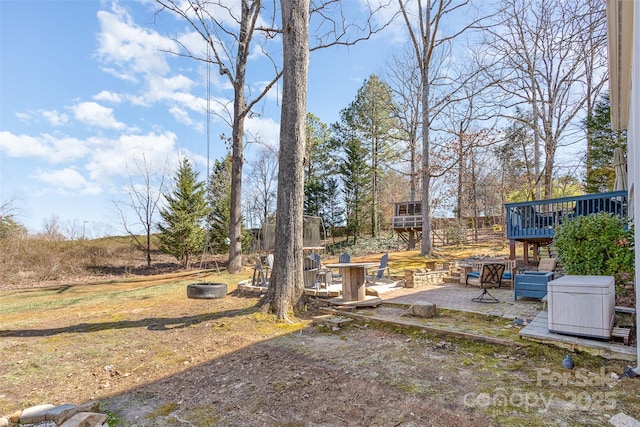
[[547, 275, 615, 339]]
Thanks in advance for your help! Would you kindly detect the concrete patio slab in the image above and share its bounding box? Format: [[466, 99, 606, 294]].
[[378, 282, 543, 320]]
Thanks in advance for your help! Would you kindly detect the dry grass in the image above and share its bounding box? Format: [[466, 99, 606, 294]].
[[1, 237, 638, 426]]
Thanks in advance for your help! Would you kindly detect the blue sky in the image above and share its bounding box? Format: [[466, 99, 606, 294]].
[[0, 0, 401, 236]]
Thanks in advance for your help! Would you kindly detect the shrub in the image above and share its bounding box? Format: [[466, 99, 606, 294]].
[[444, 222, 467, 245], [552, 212, 634, 293]]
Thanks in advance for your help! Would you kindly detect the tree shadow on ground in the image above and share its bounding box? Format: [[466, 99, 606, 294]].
[[0, 306, 259, 337]]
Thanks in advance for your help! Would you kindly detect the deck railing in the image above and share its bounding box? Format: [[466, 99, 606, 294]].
[[504, 191, 628, 240], [392, 215, 423, 229]]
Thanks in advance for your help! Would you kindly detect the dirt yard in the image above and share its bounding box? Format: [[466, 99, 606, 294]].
[[1, 249, 639, 426]]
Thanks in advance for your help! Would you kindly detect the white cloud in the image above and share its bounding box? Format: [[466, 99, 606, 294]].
[[41, 109, 69, 127], [85, 131, 177, 182], [245, 116, 280, 145], [31, 168, 102, 195], [254, 79, 281, 103], [359, 0, 406, 43], [169, 106, 203, 131], [96, 2, 177, 81], [72, 101, 125, 130], [0, 131, 88, 163], [15, 112, 31, 123], [94, 90, 122, 103], [145, 74, 200, 106]]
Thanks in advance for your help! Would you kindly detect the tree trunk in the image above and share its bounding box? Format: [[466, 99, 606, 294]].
[[228, 105, 246, 273], [372, 135, 378, 237], [146, 229, 151, 267], [227, 1, 252, 274], [420, 3, 432, 257], [263, 0, 309, 320], [544, 142, 556, 199]]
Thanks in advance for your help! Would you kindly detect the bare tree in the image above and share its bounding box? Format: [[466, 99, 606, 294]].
[[155, 0, 283, 274], [385, 47, 422, 203], [578, 0, 609, 184], [63, 219, 83, 241], [0, 196, 19, 219], [245, 144, 279, 228], [155, 1, 391, 274], [0, 196, 27, 239], [115, 154, 167, 267], [398, 0, 490, 256], [41, 215, 66, 241], [384, 48, 422, 249], [483, 0, 608, 199]]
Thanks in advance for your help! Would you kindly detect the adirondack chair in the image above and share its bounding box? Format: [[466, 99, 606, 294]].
[[366, 253, 391, 285], [309, 252, 332, 288], [264, 253, 274, 280], [332, 253, 351, 280], [252, 256, 268, 287], [310, 252, 321, 267], [303, 256, 319, 289]]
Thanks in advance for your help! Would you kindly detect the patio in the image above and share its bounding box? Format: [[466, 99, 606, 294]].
[[377, 281, 542, 319], [239, 258, 636, 361], [320, 278, 637, 361]]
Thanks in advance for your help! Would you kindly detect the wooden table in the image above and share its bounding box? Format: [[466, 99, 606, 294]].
[[325, 262, 382, 307]]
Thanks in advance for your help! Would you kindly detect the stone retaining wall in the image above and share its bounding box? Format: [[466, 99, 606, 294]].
[[404, 269, 449, 288]]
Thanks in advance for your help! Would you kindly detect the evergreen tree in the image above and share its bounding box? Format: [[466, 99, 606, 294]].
[[584, 93, 627, 193], [158, 158, 208, 268], [497, 109, 537, 201], [323, 177, 343, 244], [207, 154, 232, 253], [0, 215, 26, 239], [304, 113, 337, 221], [339, 134, 371, 243], [338, 75, 399, 236]]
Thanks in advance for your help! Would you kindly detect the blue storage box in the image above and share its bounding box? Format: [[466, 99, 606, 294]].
[[514, 271, 554, 301]]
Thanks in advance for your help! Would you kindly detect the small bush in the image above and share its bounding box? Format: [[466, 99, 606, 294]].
[[552, 212, 634, 292], [444, 222, 467, 245]]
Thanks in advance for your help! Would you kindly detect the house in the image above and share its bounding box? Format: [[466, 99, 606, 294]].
[[606, 0, 639, 370]]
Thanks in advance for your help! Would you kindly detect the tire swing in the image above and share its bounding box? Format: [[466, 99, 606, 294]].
[[187, 235, 226, 299], [187, 282, 227, 299]]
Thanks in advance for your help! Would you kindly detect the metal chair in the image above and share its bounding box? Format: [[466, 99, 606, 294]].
[[468, 263, 505, 303]]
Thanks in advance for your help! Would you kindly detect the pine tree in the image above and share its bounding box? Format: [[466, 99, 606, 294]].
[[207, 154, 232, 253], [323, 177, 343, 244], [158, 158, 209, 268], [304, 113, 337, 220], [338, 75, 399, 237], [584, 93, 627, 193], [339, 135, 371, 244]]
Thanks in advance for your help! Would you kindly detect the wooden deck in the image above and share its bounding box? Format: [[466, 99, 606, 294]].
[[505, 191, 628, 261], [520, 311, 636, 361]]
